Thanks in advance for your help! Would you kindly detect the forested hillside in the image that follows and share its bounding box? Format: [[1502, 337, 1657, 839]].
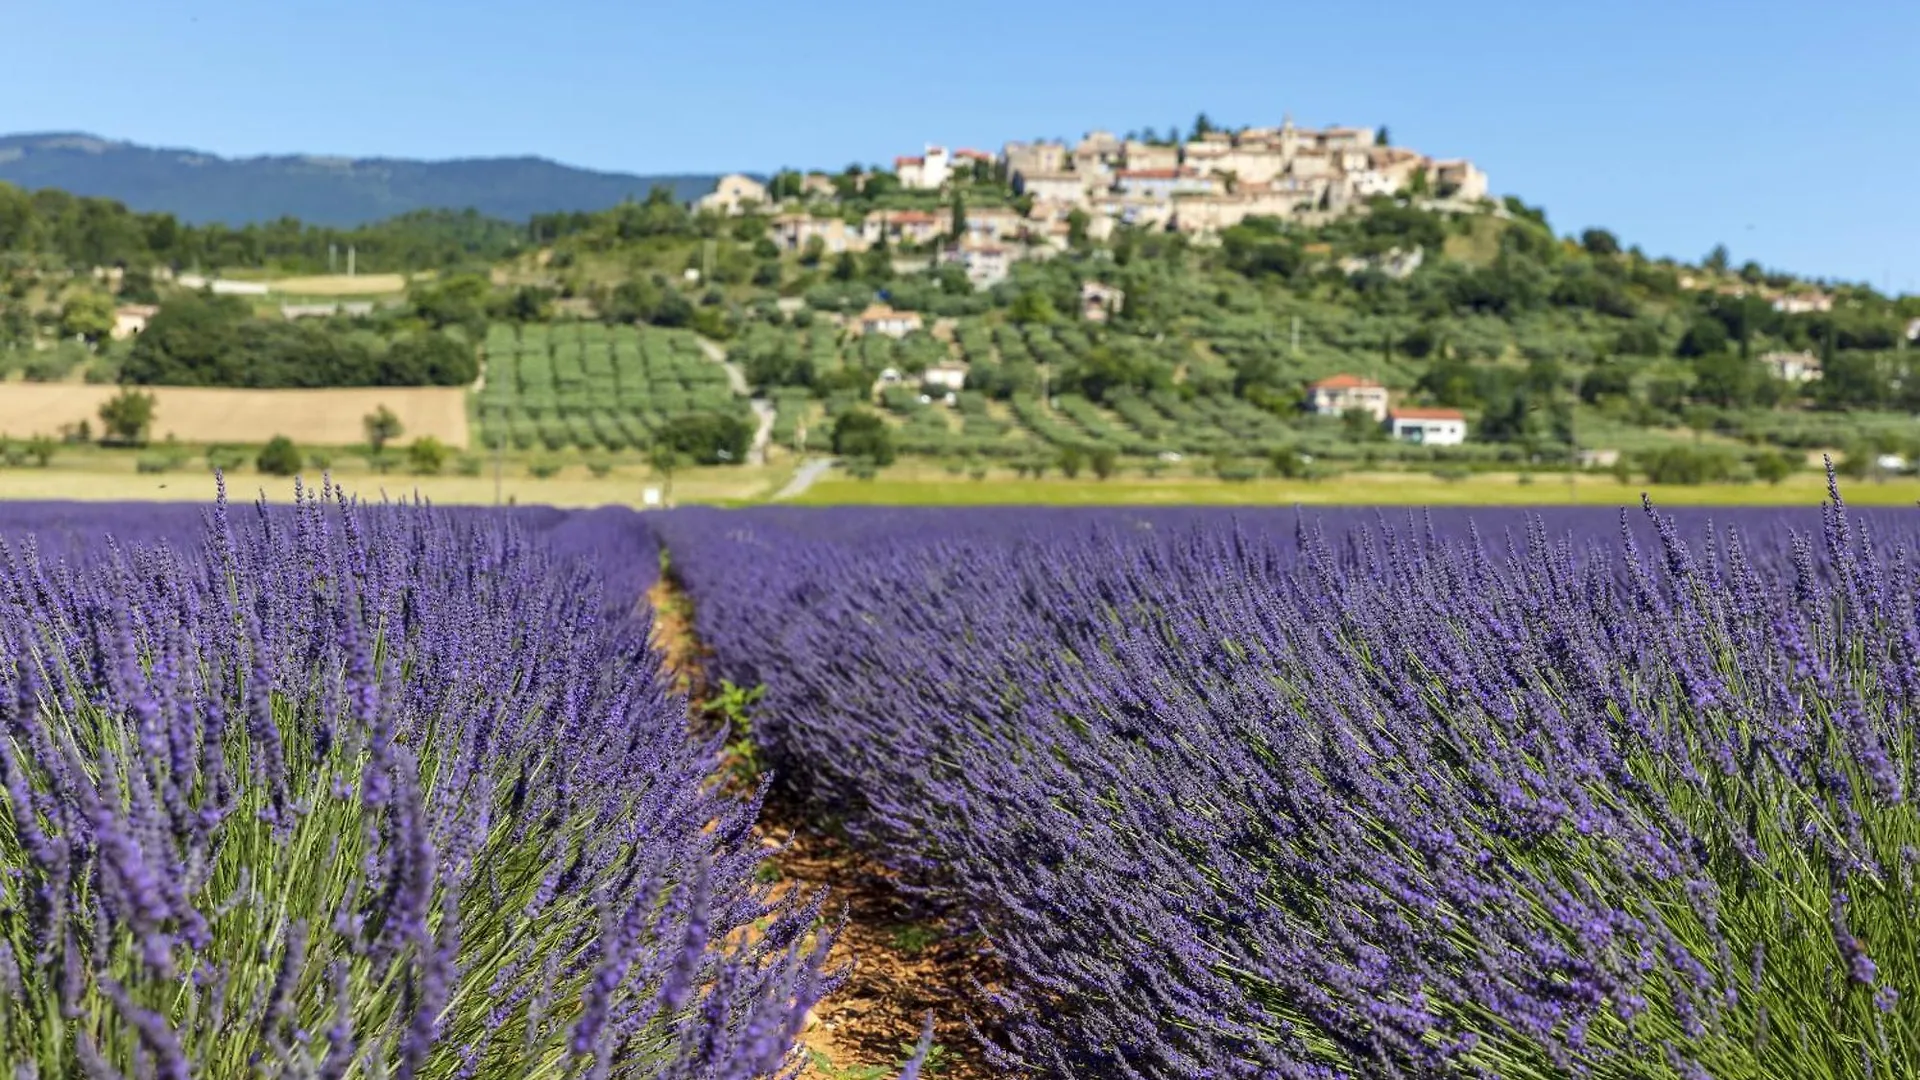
[[0, 133, 722, 226]]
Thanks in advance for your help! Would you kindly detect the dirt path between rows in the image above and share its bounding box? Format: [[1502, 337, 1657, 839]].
[[647, 576, 1003, 1080]]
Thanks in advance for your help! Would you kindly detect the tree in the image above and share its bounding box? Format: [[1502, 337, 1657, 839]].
[[1579, 228, 1621, 257], [1692, 352, 1759, 408], [407, 435, 449, 475], [256, 435, 302, 476], [1578, 363, 1633, 404], [949, 193, 968, 244], [60, 291, 116, 344], [1058, 445, 1085, 478], [1190, 113, 1216, 141], [98, 388, 156, 446], [364, 405, 403, 452], [1703, 244, 1731, 274], [657, 412, 751, 464], [408, 273, 491, 331], [1375, 125, 1391, 147], [1752, 449, 1798, 485], [382, 333, 478, 385], [831, 409, 895, 465], [23, 436, 55, 468], [1066, 208, 1091, 249], [1089, 447, 1117, 480], [647, 441, 682, 504], [1008, 291, 1058, 325], [1675, 317, 1730, 358], [1270, 446, 1306, 478]]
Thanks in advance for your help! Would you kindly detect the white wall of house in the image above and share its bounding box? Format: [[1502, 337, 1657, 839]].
[[1389, 416, 1467, 445]]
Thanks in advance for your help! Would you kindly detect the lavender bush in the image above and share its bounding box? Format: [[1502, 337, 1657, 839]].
[[657, 485, 1920, 1078], [0, 482, 830, 1078]]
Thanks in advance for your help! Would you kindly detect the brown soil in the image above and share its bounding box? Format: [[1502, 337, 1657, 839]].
[[646, 576, 1004, 1080]]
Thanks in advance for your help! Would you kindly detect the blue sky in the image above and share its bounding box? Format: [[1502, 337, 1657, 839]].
[[5, 0, 1915, 289]]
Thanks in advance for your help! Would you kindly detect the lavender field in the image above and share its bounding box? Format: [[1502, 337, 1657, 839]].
[[658, 491, 1920, 1078], [2, 483, 1917, 1078], [0, 488, 841, 1079]]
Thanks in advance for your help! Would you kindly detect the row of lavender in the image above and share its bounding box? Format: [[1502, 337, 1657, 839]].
[[656, 496, 1920, 1078], [0, 490, 842, 1078]]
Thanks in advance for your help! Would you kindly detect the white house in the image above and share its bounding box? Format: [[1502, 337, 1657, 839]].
[[1112, 168, 1217, 199], [1011, 169, 1090, 206], [281, 301, 376, 321], [896, 146, 951, 190], [111, 304, 159, 340], [1388, 407, 1467, 446], [174, 275, 271, 296], [941, 245, 1010, 289], [1772, 292, 1834, 315], [862, 209, 943, 247], [1081, 281, 1125, 322], [1306, 375, 1389, 422], [769, 213, 866, 254], [922, 362, 968, 391], [857, 304, 924, 338], [695, 174, 768, 215], [1760, 350, 1823, 383]]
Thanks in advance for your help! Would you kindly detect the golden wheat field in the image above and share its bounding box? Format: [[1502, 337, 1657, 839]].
[[0, 386, 469, 447]]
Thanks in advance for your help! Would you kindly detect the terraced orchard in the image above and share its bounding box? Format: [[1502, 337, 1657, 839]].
[[479, 322, 750, 452]]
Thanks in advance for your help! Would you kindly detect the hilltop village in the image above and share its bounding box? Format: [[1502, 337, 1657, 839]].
[[696, 117, 1488, 282]]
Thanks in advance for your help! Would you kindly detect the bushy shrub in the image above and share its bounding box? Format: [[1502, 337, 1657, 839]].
[[256, 434, 302, 476], [205, 445, 247, 474], [407, 435, 449, 475]]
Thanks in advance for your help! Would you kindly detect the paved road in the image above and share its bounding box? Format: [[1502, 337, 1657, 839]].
[[697, 337, 775, 466], [771, 457, 834, 501]]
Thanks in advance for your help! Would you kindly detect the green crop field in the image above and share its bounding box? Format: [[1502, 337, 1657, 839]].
[[477, 323, 749, 452]]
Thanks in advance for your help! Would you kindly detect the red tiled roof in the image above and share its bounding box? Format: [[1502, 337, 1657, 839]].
[[1392, 407, 1466, 421], [955, 148, 993, 160], [894, 156, 924, 166], [1310, 374, 1382, 390], [887, 210, 938, 224]]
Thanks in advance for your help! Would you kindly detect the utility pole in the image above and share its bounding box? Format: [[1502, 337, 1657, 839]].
[[347, 245, 356, 277]]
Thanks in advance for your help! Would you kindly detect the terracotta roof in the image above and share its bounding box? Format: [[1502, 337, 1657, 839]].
[[1310, 375, 1383, 390], [954, 148, 993, 160], [876, 210, 938, 225], [894, 156, 924, 167], [859, 304, 922, 322], [1392, 407, 1466, 421]]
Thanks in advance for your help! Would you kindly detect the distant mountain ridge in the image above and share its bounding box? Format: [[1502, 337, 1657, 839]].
[[0, 132, 729, 226]]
